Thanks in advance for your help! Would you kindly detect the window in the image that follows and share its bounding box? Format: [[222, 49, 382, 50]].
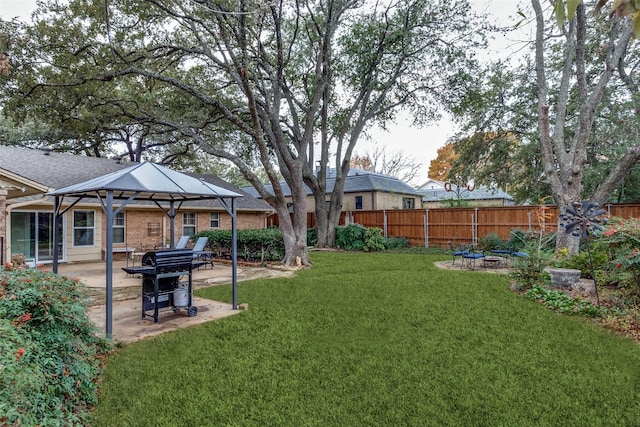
[[355, 196, 363, 210], [210, 212, 220, 228], [73, 210, 95, 246], [183, 212, 196, 236], [402, 197, 415, 209], [112, 212, 125, 244]]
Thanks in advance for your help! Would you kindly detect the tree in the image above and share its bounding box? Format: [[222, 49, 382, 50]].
[[2, 0, 346, 266], [304, 0, 487, 247], [428, 143, 458, 181], [351, 144, 422, 184], [532, 0, 640, 254], [2, 0, 488, 259], [449, 1, 640, 246]]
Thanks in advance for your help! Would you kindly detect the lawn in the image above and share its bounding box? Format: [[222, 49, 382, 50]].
[[91, 252, 640, 426]]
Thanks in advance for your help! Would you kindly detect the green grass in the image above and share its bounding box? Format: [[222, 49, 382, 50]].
[[91, 252, 640, 426]]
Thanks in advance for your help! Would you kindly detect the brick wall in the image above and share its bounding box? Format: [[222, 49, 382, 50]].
[[102, 208, 270, 252]]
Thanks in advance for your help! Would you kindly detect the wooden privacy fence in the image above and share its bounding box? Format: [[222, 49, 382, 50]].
[[267, 203, 640, 247]]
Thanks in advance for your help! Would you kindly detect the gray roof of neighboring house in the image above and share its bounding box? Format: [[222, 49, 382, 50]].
[[0, 145, 272, 211], [419, 185, 514, 202], [241, 168, 423, 198]]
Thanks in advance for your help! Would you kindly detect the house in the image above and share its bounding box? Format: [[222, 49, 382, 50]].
[[0, 146, 274, 266], [417, 178, 515, 208], [241, 168, 423, 212]]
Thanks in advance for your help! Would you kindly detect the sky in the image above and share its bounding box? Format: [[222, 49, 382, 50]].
[[0, 0, 532, 185]]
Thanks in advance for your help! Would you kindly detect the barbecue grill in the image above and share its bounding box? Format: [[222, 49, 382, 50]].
[[122, 249, 204, 323]]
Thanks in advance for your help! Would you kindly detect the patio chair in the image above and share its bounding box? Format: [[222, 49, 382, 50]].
[[192, 236, 214, 269], [175, 235, 191, 250], [449, 242, 469, 266], [462, 248, 485, 270]]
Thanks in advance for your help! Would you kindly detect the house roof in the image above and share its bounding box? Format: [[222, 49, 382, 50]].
[[241, 168, 422, 198], [0, 145, 272, 211], [418, 185, 514, 203]]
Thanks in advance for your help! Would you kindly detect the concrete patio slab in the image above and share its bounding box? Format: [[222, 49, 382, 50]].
[[46, 260, 295, 343]]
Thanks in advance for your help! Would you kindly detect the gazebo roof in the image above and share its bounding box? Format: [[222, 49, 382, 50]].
[[48, 162, 242, 201]]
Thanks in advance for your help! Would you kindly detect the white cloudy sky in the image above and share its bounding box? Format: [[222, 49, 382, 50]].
[[0, 0, 533, 185]]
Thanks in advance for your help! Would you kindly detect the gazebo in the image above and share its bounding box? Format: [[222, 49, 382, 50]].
[[48, 162, 243, 339]]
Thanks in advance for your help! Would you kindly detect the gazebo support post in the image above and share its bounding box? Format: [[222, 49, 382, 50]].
[[53, 196, 61, 274], [105, 191, 114, 339], [232, 198, 238, 310], [169, 201, 175, 248]]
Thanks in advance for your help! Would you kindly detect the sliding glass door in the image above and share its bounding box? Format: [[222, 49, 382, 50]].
[[11, 211, 63, 264]]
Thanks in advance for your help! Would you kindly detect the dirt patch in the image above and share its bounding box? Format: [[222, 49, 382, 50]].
[[433, 260, 511, 274]]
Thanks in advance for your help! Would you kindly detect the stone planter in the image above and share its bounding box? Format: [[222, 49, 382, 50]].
[[546, 268, 581, 289]]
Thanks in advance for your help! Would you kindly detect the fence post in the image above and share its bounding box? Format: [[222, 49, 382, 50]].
[[527, 211, 532, 231], [424, 209, 429, 248], [383, 210, 388, 238], [474, 208, 479, 247], [471, 213, 475, 248]]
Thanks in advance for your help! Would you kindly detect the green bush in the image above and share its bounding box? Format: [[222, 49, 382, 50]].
[[363, 227, 386, 252], [307, 228, 318, 247], [509, 242, 553, 291], [597, 217, 640, 296], [0, 266, 111, 426], [197, 228, 285, 262], [335, 224, 366, 251], [554, 241, 609, 279], [384, 237, 410, 250], [479, 232, 506, 251]]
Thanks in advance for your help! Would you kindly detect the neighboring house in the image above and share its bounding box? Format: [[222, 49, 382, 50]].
[[0, 146, 273, 265], [241, 168, 423, 213], [417, 178, 515, 208]]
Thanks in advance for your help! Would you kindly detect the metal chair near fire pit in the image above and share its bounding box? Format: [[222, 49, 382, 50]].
[[449, 242, 469, 266]]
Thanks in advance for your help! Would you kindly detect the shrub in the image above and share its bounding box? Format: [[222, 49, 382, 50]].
[[509, 242, 553, 291], [196, 228, 285, 262], [363, 227, 386, 252], [553, 241, 609, 279], [307, 228, 318, 247], [508, 228, 529, 251], [0, 266, 111, 426], [597, 217, 640, 296], [479, 232, 506, 251], [384, 237, 410, 250], [202, 229, 233, 257], [335, 224, 366, 251]]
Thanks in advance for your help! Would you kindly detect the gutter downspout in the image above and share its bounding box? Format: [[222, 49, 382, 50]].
[[6, 194, 51, 264]]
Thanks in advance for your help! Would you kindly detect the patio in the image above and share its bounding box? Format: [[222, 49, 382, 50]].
[[48, 260, 294, 343]]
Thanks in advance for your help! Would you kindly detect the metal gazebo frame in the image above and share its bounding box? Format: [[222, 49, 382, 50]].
[[48, 162, 243, 339]]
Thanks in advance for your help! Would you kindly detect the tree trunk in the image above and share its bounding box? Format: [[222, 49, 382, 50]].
[[532, 0, 634, 254], [275, 190, 311, 267]]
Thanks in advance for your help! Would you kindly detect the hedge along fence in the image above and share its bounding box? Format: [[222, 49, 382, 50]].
[[267, 203, 640, 248]]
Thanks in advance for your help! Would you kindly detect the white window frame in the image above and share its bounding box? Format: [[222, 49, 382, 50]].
[[210, 212, 220, 228], [113, 211, 125, 244], [183, 212, 196, 236], [73, 210, 95, 247]]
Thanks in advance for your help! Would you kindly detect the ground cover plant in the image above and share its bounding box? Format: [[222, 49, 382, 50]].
[[0, 266, 111, 426], [91, 252, 640, 426]]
